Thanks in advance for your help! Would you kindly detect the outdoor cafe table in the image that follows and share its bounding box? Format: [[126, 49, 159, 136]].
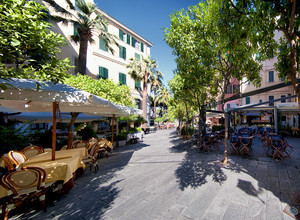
[[0, 148, 87, 199]]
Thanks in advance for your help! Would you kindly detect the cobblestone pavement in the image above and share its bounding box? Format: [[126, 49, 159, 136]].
[[11, 129, 300, 219]]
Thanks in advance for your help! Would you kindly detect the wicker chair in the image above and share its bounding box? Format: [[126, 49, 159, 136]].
[[7, 151, 27, 168], [21, 145, 44, 159], [0, 167, 49, 219], [82, 143, 100, 173]]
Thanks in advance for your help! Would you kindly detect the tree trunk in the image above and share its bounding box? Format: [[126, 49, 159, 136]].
[[142, 71, 148, 121], [223, 113, 228, 164], [78, 33, 89, 75], [67, 112, 79, 149]]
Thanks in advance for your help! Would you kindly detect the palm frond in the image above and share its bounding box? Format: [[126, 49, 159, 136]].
[[71, 34, 80, 43], [43, 0, 72, 16], [65, 0, 75, 10]]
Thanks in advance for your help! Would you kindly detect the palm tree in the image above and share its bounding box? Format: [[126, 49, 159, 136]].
[[156, 86, 170, 116], [127, 56, 159, 120], [44, 0, 117, 75], [150, 72, 163, 119]]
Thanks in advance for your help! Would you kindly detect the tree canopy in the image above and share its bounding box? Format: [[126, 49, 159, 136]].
[[64, 74, 133, 107], [0, 0, 70, 88]]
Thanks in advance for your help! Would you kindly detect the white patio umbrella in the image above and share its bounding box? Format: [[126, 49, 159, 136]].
[[5, 111, 105, 123], [0, 78, 126, 160]]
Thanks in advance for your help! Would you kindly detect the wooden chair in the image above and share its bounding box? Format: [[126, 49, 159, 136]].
[[7, 151, 27, 168], [229, 135, 240, 154], [21, 145, 44, 159], [239, 136, 253, 156], [0, 155, 15, 171], [202, 135, 213, 152], [281, 139, 294, 158], [82, 143, 99, 173], [0, 167, 49, 219]]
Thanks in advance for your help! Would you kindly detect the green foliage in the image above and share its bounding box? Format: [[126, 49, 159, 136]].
[[77, 125, 97, 140], [212, 125, 225, 132], [0, 123, 31, 155], [64, 74, 133, 106], [30, 129, 53, 149], [0, 0, 71, 87]]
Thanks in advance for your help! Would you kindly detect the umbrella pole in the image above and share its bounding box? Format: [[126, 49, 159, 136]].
[[111, 114, 115, 145], [52, 102, 57, 160]]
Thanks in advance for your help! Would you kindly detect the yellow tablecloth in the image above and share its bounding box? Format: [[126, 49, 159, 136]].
[[0, 148, 87, 199]]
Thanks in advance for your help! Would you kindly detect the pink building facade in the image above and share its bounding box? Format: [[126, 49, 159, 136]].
[[217, 78, 240, 111]]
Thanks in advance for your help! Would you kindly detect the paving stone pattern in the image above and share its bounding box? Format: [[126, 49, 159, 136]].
[[12, 129, 300, 220]]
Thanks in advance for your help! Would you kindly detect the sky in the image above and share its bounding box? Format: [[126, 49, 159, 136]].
[[94, 0, 201, 87]]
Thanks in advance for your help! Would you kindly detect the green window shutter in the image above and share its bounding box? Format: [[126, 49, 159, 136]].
[[119, 73, 126, 85], [135, 80, 141, 89], [104, 25, 108, 32], [99, 67, 108, 79], [141, 43, 144, 52], [246, 97, 250, 105], [74, 23, 79, 36], [119, 46, 126, 59], [131, 37, 136, 47], [135, 53, 140, 60], [126, 34, 130, 44], [99, 37, 108, 51], [119, 29, 124, 40], [123, 47, 126, 60], [269, 71, 274, 82]]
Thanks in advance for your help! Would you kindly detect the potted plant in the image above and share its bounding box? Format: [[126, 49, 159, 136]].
[[115, 131, 127, 147]]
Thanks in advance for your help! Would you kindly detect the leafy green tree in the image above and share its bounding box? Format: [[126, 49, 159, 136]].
[[227, 0, 300, 107], [64, 74, 133, 106], [126, 55, 160, 120], [0, 0, 70, 88], [165, 1, 268, 163], [44, 0, 117, 75]]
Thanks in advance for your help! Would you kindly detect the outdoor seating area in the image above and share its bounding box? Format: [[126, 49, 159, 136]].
[[0, 136, 117, 218]]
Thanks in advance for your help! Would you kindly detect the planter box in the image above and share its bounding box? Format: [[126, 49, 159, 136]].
[[118, 140, 126, 147]]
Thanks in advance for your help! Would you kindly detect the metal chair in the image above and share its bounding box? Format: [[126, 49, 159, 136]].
[[0, 167, 49, 219]]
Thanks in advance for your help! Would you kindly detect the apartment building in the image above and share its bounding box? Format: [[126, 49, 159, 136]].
[[240, 31, 298, 128], [43, 0, 153, 112]]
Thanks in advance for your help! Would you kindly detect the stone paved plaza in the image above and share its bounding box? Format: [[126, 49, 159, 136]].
[[13, 129, 300, 220]]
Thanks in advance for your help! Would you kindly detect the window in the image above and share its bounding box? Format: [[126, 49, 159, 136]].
[[269, 96, 274, 106], [233, 85, 240, 94], [126, 34, 130, 44], [99, 37, 108, 52], [288, 94, 291, 102], [119, 29, 125, 41], [119, 73, 126, 85], [280, 76, 285, 81], [98, 67, 108, 79], [246, 97, 250, 105], [74, 23, 79, 36], [135, 99, 141, 110], [268, 71, 274, 82], [131, 36, 136, 47], [119, 46, 126, 59], [31, 123, 47, 130], [259, 99, 262, 103], [281, 95, 286, 103], [135, 80, 141, 89], [225, 85, 232, 94], [135, 41, 140, 50], [135, 53, 141, 60], [141, 43, 144, 52]]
